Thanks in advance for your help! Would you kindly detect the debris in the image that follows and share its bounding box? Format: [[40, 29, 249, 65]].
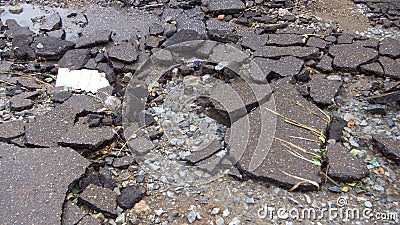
[[55, 68, 110, 93]]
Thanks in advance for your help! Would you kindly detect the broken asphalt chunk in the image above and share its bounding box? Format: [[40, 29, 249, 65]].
[[0, 144, 90, 225], [326, 141, 369, 182], [0, 120, 25, 142], [61, 201, 87, 225], [379, 37, 400, 59], [308, 73, 342, 105], [107, 42, 138, 63], [58, 49, 90, 70], [75, 30, 112, 48], [58, 120, 115, 151], [117, 185, 146, 209], [371, 136, 400, 165], [31, 36, 75, 60], [207, 0, 246, 14], [329, 42, 378, 71], [25, 105, 76, 147], [78, 184, 118, 218]]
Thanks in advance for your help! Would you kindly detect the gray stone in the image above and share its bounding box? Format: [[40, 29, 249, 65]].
[[379, 37, 400, 58], [327, 142, 369, 182], [371, 136, 400, 165], [266, 34, 304, 46], [254, 46, 320, 60], [58, 49, 90, 70], [208, 0, 246, 14], [31, 36, 75, 60], [79, 184, 118, 218], [329, 42, 378, 71], [40, 13, 62, 31], [255, 56, 304, 78], [316, 54, 333, 72], [0, 120, 25, 141], [107, 42, 138, 63], [75, 30, 111, 48], [117, 185, 146, 209], [0, 144, 89, 225], [308, 73, 342, 105], [379, 56, 400, 79]]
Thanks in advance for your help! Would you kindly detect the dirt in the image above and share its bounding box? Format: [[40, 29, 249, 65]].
[[305, 0, 371, 33]]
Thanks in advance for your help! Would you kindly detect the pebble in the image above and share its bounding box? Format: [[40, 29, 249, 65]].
[[245, 197, 255, 204], [304, 194, 312, 204], [364, 201, 373, 208], [216, 216, 224, 225], [115, 213, 125, 224], [217, 15, 225, 21], [222, 209, 230, 217], [155, 209, 165, 216], [187, 210, 197, 223], [211, 207, 220, 215], [228, 217, 241, 225], [327, 75, 342, 81], [9, 5, 23, 14]]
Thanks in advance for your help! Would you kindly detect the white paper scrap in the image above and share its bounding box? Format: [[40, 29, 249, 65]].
[[55, 68, 110, 93]]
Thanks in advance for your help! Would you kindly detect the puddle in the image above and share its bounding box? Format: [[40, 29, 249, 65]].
[[1, 4, 46, 33], [1, 3, 85, 41]]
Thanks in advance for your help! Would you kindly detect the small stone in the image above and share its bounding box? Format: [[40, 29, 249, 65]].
[[115, 213, 125, 224], [228, 217, 240, 225], [211, 207, 220, 215], [364, 201, 373, 208], [78, 184, 118, 218], [222, 209, 230, 217], [9, 5, 23, 14], [216, 217, 224, 225], [328, 186, 341, 193], [218, 15, 225, 21], [117, 185, 146, 209], [133, 200, 150, 212], [187, 211, 197, 223]]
